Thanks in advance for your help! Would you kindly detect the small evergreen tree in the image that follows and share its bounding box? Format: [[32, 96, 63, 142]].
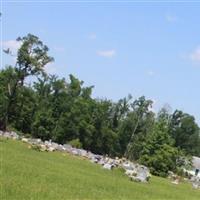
[[139, 120, 180, 177]]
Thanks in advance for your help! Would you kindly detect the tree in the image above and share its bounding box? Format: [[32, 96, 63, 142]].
[[0, 66, 18, 130], [1, 34, 199, 177], [139, 120, 180, 177], [89, 99, 119, 155], [169, 110, 200, 156], [123, 96, 155, 160], [157, 104, 172, 126], [16, 34, 54, 85], [2, 34, 53, 130]]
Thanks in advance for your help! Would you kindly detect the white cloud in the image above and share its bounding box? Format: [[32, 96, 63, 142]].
[[0, 40, 21, 64], [189, 47, 200, 62], [97, 49, 116, 58], [1, 40, 22, 52], [165, 13, 178, 23], [89, 33, 97, 40]]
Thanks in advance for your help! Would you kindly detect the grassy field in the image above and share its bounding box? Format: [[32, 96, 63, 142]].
[[1, 138, 200, 200]]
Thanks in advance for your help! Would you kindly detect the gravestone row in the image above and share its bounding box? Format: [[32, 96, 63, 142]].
[[0, 130, 199, 188]]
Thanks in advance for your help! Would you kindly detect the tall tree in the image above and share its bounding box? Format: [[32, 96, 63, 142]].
[[124, 96, 154, 160], [169, 110, 200, 156], [2, 34, 53, 130]]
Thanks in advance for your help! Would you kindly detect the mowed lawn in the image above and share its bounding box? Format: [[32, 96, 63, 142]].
[[1, 138, 200, 200]]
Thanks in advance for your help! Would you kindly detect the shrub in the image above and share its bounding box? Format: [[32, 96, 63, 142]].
[[138, 121, 182, 177], [68, 138, 82, 149]]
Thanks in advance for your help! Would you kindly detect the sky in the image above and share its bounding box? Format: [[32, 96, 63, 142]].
[[1, 1, 200, 124]]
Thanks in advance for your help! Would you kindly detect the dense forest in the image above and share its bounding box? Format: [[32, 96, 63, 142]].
[[1, 34, 200, 177]]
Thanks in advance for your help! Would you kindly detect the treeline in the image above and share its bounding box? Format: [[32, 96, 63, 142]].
[[1, 34, 200, 177]]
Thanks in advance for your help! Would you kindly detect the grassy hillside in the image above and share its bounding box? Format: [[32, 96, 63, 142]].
[[1, 138, 200, 200]]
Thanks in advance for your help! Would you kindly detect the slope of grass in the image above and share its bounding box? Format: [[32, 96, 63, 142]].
[[1, 138, 200, 200]]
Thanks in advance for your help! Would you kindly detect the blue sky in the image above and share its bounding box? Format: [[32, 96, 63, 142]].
[[1, 1, 200, 124]]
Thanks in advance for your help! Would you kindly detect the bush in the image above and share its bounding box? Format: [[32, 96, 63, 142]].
[[139, 144, 179, 177], [138, 121, 181, 177], [68, 138, 82, 149]]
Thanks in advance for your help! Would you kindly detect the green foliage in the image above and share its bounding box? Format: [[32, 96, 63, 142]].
[[16, 34, 54, 80], [1, 34, 53, 130], [68, 138, 83, 149], [31, 108, 54, 140], [138, 121, 180, 177], [169, 110, 200, 156], [1, 34, 200, 178], [0, 66, 18, 130], [122, 96, 155, 159]]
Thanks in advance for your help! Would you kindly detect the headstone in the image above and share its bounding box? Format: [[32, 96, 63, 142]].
[[191, 176, 200, 189], [63, 144, 72, 152], [103, 163, 114, 170], [22, 138, 29, 143], [122, 162, 134, 171]]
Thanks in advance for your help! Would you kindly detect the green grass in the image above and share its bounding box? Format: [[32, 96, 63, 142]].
[[1, 138, 200, 200]]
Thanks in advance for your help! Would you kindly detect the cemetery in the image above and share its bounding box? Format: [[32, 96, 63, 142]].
[[1, 3, 200, 199], [1, 130, 200, 189]]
